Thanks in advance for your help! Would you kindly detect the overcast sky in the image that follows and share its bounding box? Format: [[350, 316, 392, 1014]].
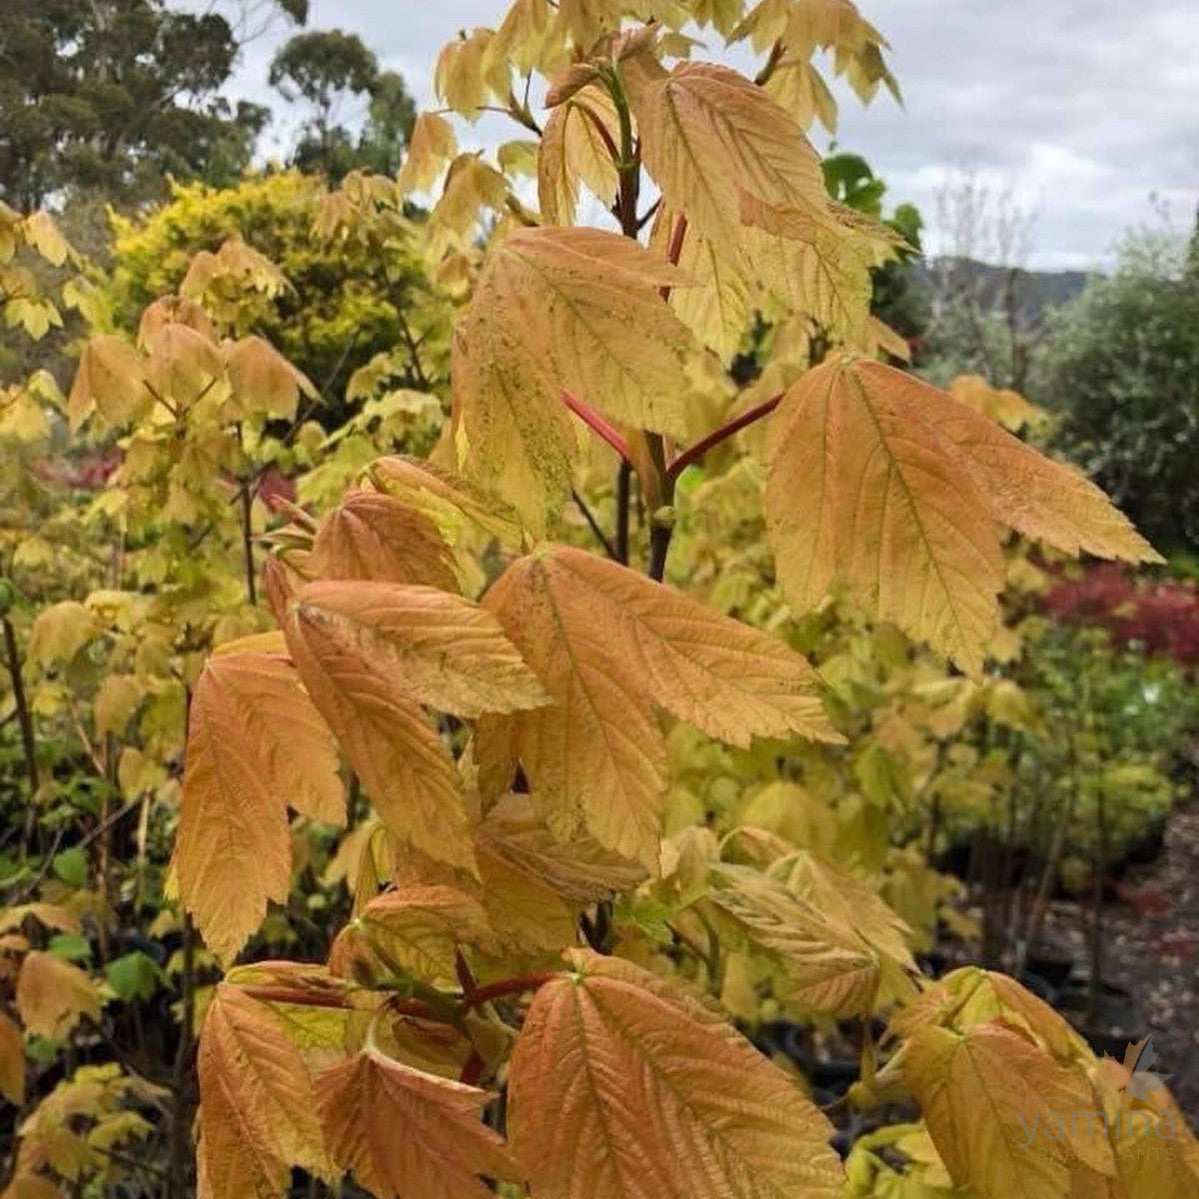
[[230, 0, 1199, 271]]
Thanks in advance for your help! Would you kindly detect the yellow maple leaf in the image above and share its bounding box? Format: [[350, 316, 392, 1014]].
[[309, 490, 460, 591], [177, 651, 345, 964], [481, 545, 839, 867], [704, 863, 883, 1016], [398, 112, 459, 195], [906, 1021, 1114, 1199], [538, 85, 620, 225], [330, 884, 493, 988], [452, 226, 698, 529], [15, 952, 102, 1041], [197, 985, 334, 1199], [765, 356, 1159, 673], [508, 948, 843, 1199], [317, 1048, 520, 1199]]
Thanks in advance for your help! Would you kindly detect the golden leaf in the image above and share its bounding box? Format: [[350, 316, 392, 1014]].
[[508, 948, 843, 1199], [766, 356, 1159, 671], [331, 885, 493, 987], [369, 454, 524, 546], [452, 226, 697, 529], [27, 601, 100, 668], [309, 490, 459, 591], [398, 112, 459, 194], [66, 335, 147, 430], [16, 952, 101, 1041], [482, 546, 839, 867], [224, 335, 316, 420], [276, 579, 544, 877], [317, 1049, 520, 1199], [287, 580, 548, 719], [476, 792, 648, 903], [196, 985, 333, 1199], [177, 651, 344, 965], [537, 86, 619, 225], [705, 865, 882, 1016], [0, 1009, 26, 1104], [906, 1022, 1113, 1199], [765, 355, 1008, 673], [630, 61, 830, 247]]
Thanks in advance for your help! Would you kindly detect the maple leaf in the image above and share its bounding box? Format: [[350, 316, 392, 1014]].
[[369, 454, 524, 547], [317, 1048, 521, 1199], [398, 112, 458, 194], [703, 864, 882, 1016], [765, 355, 1159, 673], [224, 335, 316, 421], [15, 952, 102, 1041], [309, 490, 460, 591], [177, 651, 344, 965], [508, 948, 843, 1199], [275, 576, 547, 877], [66, 334, 147, 430], [777, 849, 918, 1002], [197, 985, 334, 1199], [451, 226, 697, 529], [630, 60, 831, 248], [330, 885, 494, 988], [476, 792, 648, 903], [538, 86, 619, 225], [481, 545, 839, 866], [0, 1010, 26, 1105], [906, 1021, 1115, 1199]]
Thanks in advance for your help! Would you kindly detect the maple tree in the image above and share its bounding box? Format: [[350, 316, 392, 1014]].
[[2, 3, 1197, 1199]]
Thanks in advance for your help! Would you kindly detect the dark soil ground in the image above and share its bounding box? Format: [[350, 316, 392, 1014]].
[[1043, 800, 1198, 1121]]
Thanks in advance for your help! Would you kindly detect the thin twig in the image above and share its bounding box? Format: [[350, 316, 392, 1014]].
[[572, 490, 619, 560]]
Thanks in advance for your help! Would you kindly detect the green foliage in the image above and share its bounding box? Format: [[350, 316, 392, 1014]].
[[1034, 226, 1199, 555], [0, 0, 301, 209], [106, 172, 452, 413]]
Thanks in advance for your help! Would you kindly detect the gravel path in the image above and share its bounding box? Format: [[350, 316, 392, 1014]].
[[1043, 800, 1198, 1122]]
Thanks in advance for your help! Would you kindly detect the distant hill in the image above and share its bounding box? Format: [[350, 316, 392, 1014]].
[[909, 256, 1096, 322]]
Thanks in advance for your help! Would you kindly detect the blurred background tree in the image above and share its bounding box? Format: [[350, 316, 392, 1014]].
[[0, 0, 307, 212], [1032, 216, 1199, 562], [268, 29, 416, 182]]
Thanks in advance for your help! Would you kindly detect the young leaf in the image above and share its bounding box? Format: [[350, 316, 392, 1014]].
[[765, 356, 1158, 672], [317, 1048, 521, 1199], [398, 112, 459, 194], [905, 1022, 1111, 1199], [286, 580, 549, 719], [508, 949, 843, 1199], [177, 651, 344, 965], [331, 885, 493, 987], [704, 865, 882, 1016], [538, 86, 620, 225], [15, 952, 101, 1040], [452, 226, 697, 529], [67, 334, 147, 429], [369, 454, 524, 546], [309, 490, 460, 591], [224, 335, 316, 421], [482, 546, 839, 867], [276, 578, 545, 876], [197, 985, 333, 1199], [0, 1010, 27, 1104], [476, 792, 648, 903], [630, 61, 830, 247], [765, 354, 1007, 673]]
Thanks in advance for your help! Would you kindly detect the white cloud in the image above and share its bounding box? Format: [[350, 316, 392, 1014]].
[[218, 0, 1199, 269]]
